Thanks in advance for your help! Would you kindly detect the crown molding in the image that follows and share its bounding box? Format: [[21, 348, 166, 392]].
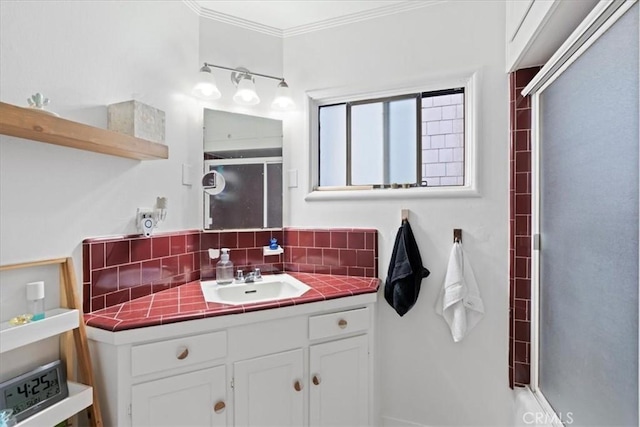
[[183, 0, 201, 16], [183, 0, 283, 37], [184, 0, 446, 38], [283, 1, 446, 37]]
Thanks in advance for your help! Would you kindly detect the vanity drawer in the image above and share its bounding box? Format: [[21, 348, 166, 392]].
[[309, 307, 370, 340], [131, 331, 226, 377]]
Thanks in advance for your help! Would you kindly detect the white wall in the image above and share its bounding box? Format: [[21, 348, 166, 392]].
[[283, 1, 513, 425], [0, 0, 201, 265], [0, 0, 202, 384]]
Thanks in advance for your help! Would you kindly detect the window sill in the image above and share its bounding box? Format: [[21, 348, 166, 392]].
[[304, 185, 480, 201]]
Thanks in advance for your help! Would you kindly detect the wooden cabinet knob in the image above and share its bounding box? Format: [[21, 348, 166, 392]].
[[177, 348, 189, 360], [213, 401, 226, 414], [294, 380, 303, 391], [338, 319, 348, 329], [312, 375, 321, 386]]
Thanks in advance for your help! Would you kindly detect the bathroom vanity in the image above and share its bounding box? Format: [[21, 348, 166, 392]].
[[86, 273, 377, 427]]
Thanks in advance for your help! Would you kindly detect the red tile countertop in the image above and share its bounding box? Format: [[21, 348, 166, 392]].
[[84, 273, 380, 332]]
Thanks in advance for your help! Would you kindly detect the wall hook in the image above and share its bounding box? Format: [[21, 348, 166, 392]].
[[401, 209, 409, 223], [453, 228, 462, 243]]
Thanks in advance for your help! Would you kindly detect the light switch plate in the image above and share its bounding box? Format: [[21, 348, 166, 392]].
[[288, 169, 298, 188], [182, 163, 193, 186]]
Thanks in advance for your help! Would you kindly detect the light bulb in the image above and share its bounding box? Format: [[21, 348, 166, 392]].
[[271, 80, 294, 110], [193, 65, 221, 100], [233, 75, 260, 106]]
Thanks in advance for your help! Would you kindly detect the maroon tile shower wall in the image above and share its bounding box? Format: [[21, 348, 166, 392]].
[[83, 227, 379, 313], [509, 66, 539, 388]]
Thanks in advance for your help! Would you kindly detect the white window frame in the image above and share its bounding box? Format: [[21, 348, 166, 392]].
[[523, 1, 638, 425], [304, 72, 480, 201]]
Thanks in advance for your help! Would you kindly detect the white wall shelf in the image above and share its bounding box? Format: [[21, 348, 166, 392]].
[[0, 257, 103, 426], [263, 245, 284, 256], [0, 308, 79, 354], [15, 382, 93, 427]]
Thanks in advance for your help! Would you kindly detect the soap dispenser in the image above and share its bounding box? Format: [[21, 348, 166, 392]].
[[216, 248, 234, 285]]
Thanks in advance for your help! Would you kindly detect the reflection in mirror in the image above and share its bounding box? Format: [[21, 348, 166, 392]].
[[202, 171, 226, 195], [203, 109, 283, 230]]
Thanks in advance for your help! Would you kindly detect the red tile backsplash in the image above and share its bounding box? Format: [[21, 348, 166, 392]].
[[106, 241, 129, 267], [90, 243, 104, 270], [219, 232, 238, 249], [285, 228, 378, 278], [509, 67, 539, 388], [170, 234, 186, 255], [84, 231, 202, 312], [118, 263, 141, 289], [348, 232, 365, 249], [315, 231, 331, 248], [131, 238, 151, 262], [331, 231, 347, 248], [238, 231, 255, 248], [83, 228, 379, 313], [152, 236, 170, 258], [299, 231, 314, 247]]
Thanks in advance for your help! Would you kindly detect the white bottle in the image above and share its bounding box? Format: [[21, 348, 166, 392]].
[[26, 281, 45, 321], [216, 248, 234, 285]]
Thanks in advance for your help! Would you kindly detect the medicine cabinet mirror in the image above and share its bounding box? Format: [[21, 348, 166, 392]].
[[203, 109, 283, 230]]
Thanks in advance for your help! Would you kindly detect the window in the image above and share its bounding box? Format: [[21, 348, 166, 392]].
[[318, 88, 464, 189]]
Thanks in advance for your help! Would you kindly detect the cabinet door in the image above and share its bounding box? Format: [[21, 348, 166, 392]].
[[309, 335, 369, 427], [132, 365, 227, 427], [234, 348, 304, 427]]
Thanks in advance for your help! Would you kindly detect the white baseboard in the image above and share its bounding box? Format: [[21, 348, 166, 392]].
[[381, 415, 427, 427]]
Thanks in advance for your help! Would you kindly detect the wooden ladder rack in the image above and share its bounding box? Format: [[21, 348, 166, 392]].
[[0, 257, 103, 427]]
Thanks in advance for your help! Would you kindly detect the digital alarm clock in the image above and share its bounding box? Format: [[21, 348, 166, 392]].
[[0, 360, 68, 422]]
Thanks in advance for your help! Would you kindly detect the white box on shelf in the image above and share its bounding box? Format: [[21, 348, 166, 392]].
[[107, 100, 165, 144]]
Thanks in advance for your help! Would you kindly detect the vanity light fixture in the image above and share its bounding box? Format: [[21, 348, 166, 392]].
[[193, 64, 222, 100], [193, 63, 294, 110]]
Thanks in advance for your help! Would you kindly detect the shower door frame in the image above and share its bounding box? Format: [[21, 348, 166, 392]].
[[525, 0, 639, 423]]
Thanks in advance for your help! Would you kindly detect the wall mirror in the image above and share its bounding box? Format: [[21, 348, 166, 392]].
[[203, 109, 283, 230]]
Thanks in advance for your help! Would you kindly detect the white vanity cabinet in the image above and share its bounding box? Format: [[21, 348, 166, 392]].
[[233, 349, 304, 426], [87, 294, 376, 427], [131, 365, 227, 427], [309, 335, 369, 427]]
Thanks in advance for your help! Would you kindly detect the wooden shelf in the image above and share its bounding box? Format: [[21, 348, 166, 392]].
[[16, 381, 93, 427], [0, 308, 80, 354], [0, 102, 168, 160]]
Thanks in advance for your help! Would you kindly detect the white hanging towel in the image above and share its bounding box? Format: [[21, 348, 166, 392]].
[[435, 242, 485, 342]]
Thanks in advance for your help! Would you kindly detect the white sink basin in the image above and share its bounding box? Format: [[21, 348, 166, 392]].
[[200, 273, 311, 305]]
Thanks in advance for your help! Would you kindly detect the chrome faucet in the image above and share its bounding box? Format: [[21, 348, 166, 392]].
[[235, 268, 262, 283]]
